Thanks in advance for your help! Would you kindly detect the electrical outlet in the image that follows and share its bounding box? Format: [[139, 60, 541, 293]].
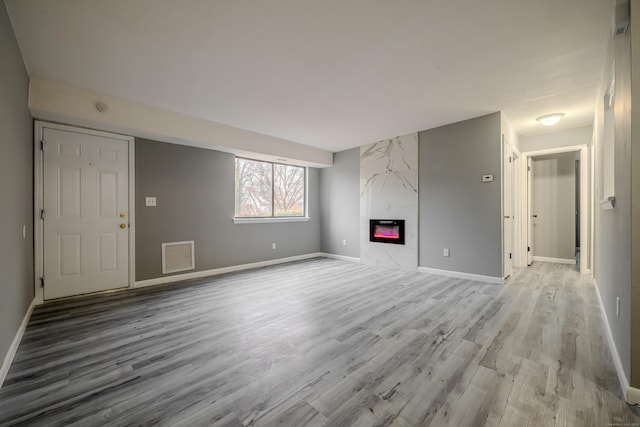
[[616, 296, 620, 317], [272, 242, 277, 250], [145, 197, 157, 207], [443, 248, 450, 257], [343, 239, 347, 246]]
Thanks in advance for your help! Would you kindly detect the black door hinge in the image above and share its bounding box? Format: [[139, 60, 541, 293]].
[[40, 140, 46, 151], [40, 277, 45, 288], [527, 246, 531, 252], [41, 209, 46, 220]]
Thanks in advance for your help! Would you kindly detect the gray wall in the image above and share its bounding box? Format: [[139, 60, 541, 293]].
[[418, 112, 502, 277], [0, 3, 34, 367], [594, 25, 632, 381], [135, 138, 321, 281], [531, 153, 576, 260], [319, 149, 360, 258]]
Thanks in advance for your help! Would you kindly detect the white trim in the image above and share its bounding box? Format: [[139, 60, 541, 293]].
[[593, 278, 629, 400], [532, 256, 576, 265], [0, 298, 36, 388], [522, 144, 585, 157], [417, 267, 503, 284], [128, 139, 136, 288], [233, 217, 310, 224], [627, 387, 640, 406], [320, 253, 361, 263], [135, 253, 325, 288], [34, 124, 44, 304], [34, 121, 136, 304]]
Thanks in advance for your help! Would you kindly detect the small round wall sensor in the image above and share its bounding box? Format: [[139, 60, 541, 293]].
[[95, 102, 108, 113]]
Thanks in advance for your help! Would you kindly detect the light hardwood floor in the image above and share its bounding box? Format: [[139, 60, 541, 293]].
[[0, 257, 638, 426]]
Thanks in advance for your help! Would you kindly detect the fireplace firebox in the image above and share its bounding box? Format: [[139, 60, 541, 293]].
[[369, 219, 405, 244]]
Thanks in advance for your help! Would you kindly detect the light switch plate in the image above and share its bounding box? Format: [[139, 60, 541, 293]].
[[145, 197, 157, 207]]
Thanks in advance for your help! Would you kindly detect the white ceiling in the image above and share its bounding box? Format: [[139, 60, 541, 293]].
[[5, 0, 613, 152]]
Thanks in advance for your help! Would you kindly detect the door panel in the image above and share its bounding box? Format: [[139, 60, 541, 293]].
[[43, 127, 129, 299], [58, 234, 81, 276]]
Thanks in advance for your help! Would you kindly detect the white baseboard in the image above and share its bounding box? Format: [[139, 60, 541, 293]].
[[417, 267, 503, 284], [532, 256, 576, 265], [627, 386, 640, 406], [593, 279, 629, 400], [134, 253, 326, 288], [319, 253, 360, 263], [1, 298, 36, 389]]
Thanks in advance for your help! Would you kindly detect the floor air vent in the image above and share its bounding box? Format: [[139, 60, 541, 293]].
[[162, 241, 195, 274]]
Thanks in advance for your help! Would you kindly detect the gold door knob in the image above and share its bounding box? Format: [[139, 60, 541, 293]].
[[120, 223, 127, 229]]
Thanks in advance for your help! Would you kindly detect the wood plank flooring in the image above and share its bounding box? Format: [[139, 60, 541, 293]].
[[0, 257, 638, 426]]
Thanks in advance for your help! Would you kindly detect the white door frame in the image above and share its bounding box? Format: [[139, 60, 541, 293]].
[[34, 121, 136, 304], [511, 147, 522, 267], [520, 144, 589, 275], [501, 135, 513, 279]]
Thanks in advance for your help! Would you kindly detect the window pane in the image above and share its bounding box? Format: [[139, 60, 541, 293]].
[[274, 164, 305, 217], [235, 158, 273, 217]]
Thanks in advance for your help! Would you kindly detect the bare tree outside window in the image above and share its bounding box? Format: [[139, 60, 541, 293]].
[[235, 158, 306, 218], [274, 164, 305, 216]]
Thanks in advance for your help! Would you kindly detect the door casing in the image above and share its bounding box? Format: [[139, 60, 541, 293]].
[[520, 144, 589, 274], [502, 136, 513, 279]]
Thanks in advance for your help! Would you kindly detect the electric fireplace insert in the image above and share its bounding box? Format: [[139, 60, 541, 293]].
[[369, 219, 405, 245]]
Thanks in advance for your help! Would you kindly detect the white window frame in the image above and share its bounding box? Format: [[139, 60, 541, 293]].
[[233, 157, 309, 224]]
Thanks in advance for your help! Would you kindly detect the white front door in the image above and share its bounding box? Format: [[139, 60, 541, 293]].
[[42, 126, 130, 299]]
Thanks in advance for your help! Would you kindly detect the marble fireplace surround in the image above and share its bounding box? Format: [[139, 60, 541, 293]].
[[360, 133, 418, 270]]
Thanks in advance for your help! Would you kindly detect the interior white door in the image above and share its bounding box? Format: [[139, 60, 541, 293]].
[[43, 127, 129, 299], [502, 139, 513, 278], [527, 157, 533, 266]]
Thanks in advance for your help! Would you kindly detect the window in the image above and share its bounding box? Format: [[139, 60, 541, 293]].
[[235, 157, 306, 218]]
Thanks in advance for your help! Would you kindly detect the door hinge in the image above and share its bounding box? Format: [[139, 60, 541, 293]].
[[40, 140, 46, 151], [509, 253, 512, 259], [40, 277, 45, 288], [509, 156, 512, 163], [40, 209, 46, 220], [527, 166, 531, 171], [527, 246, 531, 252]]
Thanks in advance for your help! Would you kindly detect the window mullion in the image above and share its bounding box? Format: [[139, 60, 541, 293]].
[[271, 163, 275, 217]]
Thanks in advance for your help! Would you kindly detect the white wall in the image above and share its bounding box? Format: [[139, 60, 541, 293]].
[[29, 79, 333, 168], [520, 126, 593, 152]]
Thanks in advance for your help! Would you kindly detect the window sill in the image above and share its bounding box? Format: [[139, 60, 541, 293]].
[[233, 216, 310, 224]]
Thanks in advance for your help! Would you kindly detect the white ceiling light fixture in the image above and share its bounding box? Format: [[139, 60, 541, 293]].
[[536, 113, 565, 126]]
